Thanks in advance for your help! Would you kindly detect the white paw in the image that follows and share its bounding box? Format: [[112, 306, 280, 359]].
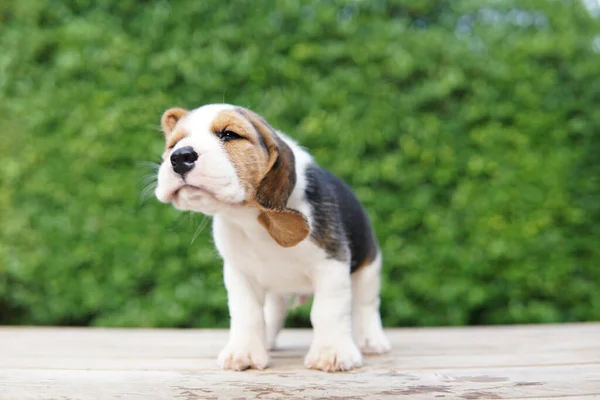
[[356, 329, 391, 355], [355, 321, 391, 355], [304, 339, 363, 372], [218, 340, 269, 371]]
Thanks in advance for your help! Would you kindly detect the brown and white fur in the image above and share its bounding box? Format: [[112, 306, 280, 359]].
[[155, 104, 390, 372]]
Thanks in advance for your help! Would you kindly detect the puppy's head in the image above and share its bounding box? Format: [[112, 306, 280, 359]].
[[155, 104, 309, 247]]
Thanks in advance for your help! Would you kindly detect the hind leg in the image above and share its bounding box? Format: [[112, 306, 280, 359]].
[[351, 254, 391, 354], [264, 293, 289, 350]]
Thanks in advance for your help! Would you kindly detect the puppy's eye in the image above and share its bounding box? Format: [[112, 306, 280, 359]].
[[217, 130, 242, 142]]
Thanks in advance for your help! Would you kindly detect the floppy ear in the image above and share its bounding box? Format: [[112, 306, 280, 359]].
[[161, 107, 188, 137], [237, 108, 310, 248]]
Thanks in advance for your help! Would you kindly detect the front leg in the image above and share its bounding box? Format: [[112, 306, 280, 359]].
[[264, 293, 290, 350], [218, 263, 269, 370], [305, 260, 362, 372]]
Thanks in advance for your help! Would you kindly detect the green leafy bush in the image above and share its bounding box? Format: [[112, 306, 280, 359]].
[[1, 0, 599, 327]]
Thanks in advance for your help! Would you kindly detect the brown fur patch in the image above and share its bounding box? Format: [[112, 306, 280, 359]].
[[234, 107, 310, 247], [161, 107, 190, 159], [161, 107, 188, 137], [257, 209, 310, 248], [165, 129, 188, 150], [353, 249, 379, 272], [209, 110, 269, 200], [235, 108, 295, 210]]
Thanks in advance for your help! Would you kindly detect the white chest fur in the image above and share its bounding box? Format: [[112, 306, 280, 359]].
[[212, 212, 325, 295]]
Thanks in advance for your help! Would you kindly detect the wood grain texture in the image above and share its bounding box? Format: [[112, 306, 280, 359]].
[[1, 324, 599, 399]]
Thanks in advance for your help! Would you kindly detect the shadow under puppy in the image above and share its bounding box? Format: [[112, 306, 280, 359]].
[[155, 104, 390, 372]]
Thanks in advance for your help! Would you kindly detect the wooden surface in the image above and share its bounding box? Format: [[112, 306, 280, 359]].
[[0, 324, 599, 399]]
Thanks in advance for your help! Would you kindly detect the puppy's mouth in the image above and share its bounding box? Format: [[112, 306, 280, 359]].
[[172, 184, 215, 201]]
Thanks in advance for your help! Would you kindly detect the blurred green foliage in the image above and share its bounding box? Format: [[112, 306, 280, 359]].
[[1, 0, 599, 328]]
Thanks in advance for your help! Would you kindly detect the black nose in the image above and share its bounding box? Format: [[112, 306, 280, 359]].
[[170, 146, 198, 176]]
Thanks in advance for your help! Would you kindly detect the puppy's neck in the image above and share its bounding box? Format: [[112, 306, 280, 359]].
[[214, 204, 262, 228]]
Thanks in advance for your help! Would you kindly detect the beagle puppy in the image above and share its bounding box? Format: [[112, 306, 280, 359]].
[[155, 104, 390, 372]]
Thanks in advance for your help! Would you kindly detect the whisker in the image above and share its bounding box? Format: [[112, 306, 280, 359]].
[[139, 181, 158, 204], [145, 123, 163, 133], [190, 215, 211, 245], [168, 211, 190, 232], [137, 160, 162, 171], [143, 179, 158, 190], [142, 173, 158, 184]]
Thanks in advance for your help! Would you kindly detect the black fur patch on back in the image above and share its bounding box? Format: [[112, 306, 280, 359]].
[[304, 164, 379, 273]]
